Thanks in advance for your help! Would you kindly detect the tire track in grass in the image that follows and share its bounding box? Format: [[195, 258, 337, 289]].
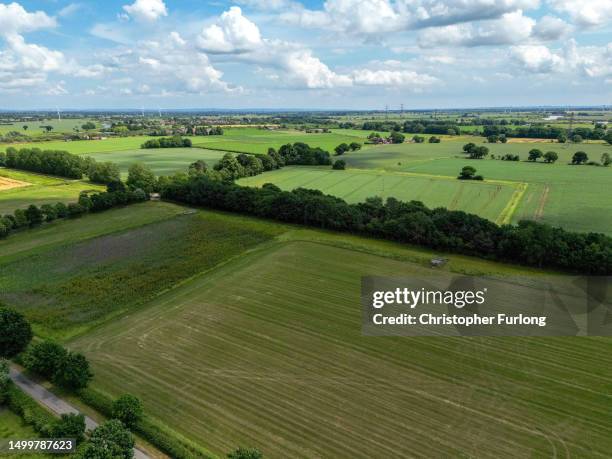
[[535, 185, 551, 221]]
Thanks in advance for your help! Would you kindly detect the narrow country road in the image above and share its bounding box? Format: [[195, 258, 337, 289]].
[[9, 366, 150, 459]]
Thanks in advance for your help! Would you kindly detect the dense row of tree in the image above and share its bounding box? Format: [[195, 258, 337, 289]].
[[22, 340, 92, 390], [208, 143, 332, 180], [0, 147, 125, 184], [2, 147, 85, 178], [141, 136, 192, 148], [0, 187, 147, 240], [159, 175, 612, 274]]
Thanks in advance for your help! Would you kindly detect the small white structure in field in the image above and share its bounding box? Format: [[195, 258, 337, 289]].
[[430, 258, 448, 268]]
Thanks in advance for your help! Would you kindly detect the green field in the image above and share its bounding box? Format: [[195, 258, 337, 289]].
[[3, 202, 611, 458], [0, 202, 283, 339], [342, 139, 612, 170], [0, 169, 103, 215], [0, 136, 159, 155], [0, 409, 47, 458], [239, 166, 520, 224], [192, 127, 369, 154], [87, 148, 226, 176], [2, 130, 612, 233], [0, 118, 93, 136], [401, 156, 612, 233], [61, 213, 612, 458]]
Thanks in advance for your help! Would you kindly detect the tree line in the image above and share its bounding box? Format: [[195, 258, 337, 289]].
[[184, 142, 334, 182], [0, 186, 148, 241], [159, 175, 612, 274], [141, 136, 193, 149], [0, 147, 124, 184]]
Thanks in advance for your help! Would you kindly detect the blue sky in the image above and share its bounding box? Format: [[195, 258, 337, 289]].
[[1, 0, 611, 109]]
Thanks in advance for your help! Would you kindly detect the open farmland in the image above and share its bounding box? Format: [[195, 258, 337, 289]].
[[86, 148, 226, 176], [0, 136, 160, 155], [342, 138, 612, 171], [0, 203, 283, 339], [0, 118, 93, 136], [192, 127, 370, 154], [0, 169, 103, 215], [401, 156, 612, 234], [239, 166, 521, 224], [67, 222, 612, 458]]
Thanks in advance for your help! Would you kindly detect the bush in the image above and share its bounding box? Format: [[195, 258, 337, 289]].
[[52, 413, 86, 443], [76, 420, 134, 459], [67, 203, 87, 218], [112, 395, 143, 428], [25, 205, 44, 226], [332, 160, 346, 170], [6, 383, 57, 437], [79, 387, 213, 459], [334, 143, 349, 155], [227, 447, 263, 459]]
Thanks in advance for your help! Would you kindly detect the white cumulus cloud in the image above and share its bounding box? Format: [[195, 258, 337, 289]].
[[197, 7, 262, 53], [0, 2, 56, 35], [549, 0, 612, 28], [123, 0, 167, 22]]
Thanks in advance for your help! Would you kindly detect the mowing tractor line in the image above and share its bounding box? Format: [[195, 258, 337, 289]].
[[496, 182, 529, 226]]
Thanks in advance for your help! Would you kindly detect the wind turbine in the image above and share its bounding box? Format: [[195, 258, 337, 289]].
[[56, 107, 61, 121], [158, 108, 162, 118]]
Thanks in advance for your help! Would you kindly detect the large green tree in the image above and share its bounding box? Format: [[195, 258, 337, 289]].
[[53, 352, 92, 390], [0, 307, 32, 359], [126, 163, 157, 193], [77, 420, 134, 459], [571, 151, 588, 164], [22, 341, 67, 379], [112, 395, 143, 428]]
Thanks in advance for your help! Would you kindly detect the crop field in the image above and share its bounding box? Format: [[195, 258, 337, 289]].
[[0, 203, 283, 339], [86, 148, 226, 176], [0, 169, 103, 215], [342, 139, 612, 170], [67, 223, 612, 458], [192, 127, 370, 154], [239, 166, 519, 223], [0, 136, 160, 155], [402, 157, 612, 233]]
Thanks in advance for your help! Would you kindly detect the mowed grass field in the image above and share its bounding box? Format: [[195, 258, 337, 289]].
[[0, 168, 103, 215], [239, 166, 519, 224], [64, 217, 612, 458]]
